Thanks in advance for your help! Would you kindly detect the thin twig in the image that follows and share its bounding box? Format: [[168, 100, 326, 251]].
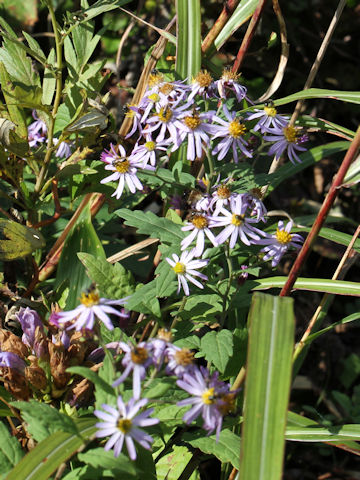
[[289, 0, 347, 126], [201, 0, 240, 53], [232, 0, 268, 74], [280, 126, 360, 297]]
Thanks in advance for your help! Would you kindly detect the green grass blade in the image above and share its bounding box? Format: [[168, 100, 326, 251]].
[[252, 277, 360, 296], [272, 88, 360, 106], [5, 417, 97, 480], [176, 0, 201, 81], [239, 293, 294, 480]]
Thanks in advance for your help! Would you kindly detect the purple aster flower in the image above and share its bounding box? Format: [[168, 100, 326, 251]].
[[188, 70, 215, 101], [28, 111, 47, 147], [209, 181, 236, 215], [214, 69, 248, 103], [181, 212, 218, 257], [124, 103, 144, 139], [112, 341, 153, 399], [257, 220, 304, 266], [49, 289, 128, 331], [247, 104, 289, 133], [165, 344, 196, 378], [209, 105, 252, 162], [215, 194, 264, 248], [264, 124, 308, 164], [166, 249, 209, 296], [95, 395, 159, 460], [100, 143, 151, 199], [15, 307, 43, 351], [242, 191, 267, 222], [177, 110, 215, 161], [53, 138, 72, 158], [0, 351, 26, 374], [148, 329, 173, 370], [177, 367, 236, 439], [129, 135, 170, 167], [146, 102, 187, 148], [145, 72, 189, 102]]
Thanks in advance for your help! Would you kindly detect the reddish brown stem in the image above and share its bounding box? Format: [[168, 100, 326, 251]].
[[23, 257, 39, 298], [232, 0, 268, 74], [280, 126, 360, 297], [201, 0, 240, 53]]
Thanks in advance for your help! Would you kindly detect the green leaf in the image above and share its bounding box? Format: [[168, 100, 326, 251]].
[[22, 32, 46, 63], [126, 281, 161, 318], [115, 209, 185, 245], [176, 0, 201, 81], [77, 448, 137, 477], [272, 88, 360, 106], [79, 0, 131, 22], [155, 251, 177, 297], [5, 417, 97, 480], [292, 225, 360, 254], [286, 423, 360, 442], [55, 204, 106, 309], [200, 330, 233, 373], [214, 0, 258, 50], [0, 421, 24, 476], [156, 445, 192, 480], [0, 219, 45, 261], [11, 401, 78, 443], [177, 292, 224, 324], [252, 276, 360, 297], [0, 62, 27, 138], [184, 429, 241, 469], [77, 252, 134, 299], [42, 49, 56, 106], [239, 293, 294, 480], [305, 312, 360, 344], [96, 353, 118, 406]]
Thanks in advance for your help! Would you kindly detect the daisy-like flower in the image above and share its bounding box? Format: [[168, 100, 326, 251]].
[[94, 395, 159, 460], [188, 70, 215, 101], [166, 249, 209, 296], [112, 342, 153, 399], [177, 367, 236, 439], [49, 289, 128, 331], [264, 124, 308, 164], [177, 110, 215, 161], [181, 212, 218, 257], [209, 181, 236, 215], [246, 103, 289, 133], [146, 103, 185, 148], [210, 105, 252, 162], [145, 71, 189, 102], [214, 68, 248, 103], [129, 135, 170, 167], [100, 143, 149, 200], [165, 344, 196, 378], [243, 190, 267, 222], [257, 220, 303, 266], [215, 194, 264, 248]]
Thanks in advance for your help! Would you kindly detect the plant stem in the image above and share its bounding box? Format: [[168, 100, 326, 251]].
[[202, 0, 240, 53], [170, 296, 188, 330]]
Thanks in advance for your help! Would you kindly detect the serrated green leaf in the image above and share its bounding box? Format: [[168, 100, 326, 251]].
[[56, 204, 106, 309], [22, 32, 46, 63], [252, 276, 360, 296], [177, 293, 223, 323], [77, 448, 137, 476], [184, 429, 241, 469], [200, 330, 233, 373], [5, 417, 97, 480], [239, 293, 294, 480], [126, 281, 161, 318], [11, 401, 79, 443], [115, 209, 185, 245], [0, 421, 24, 476]]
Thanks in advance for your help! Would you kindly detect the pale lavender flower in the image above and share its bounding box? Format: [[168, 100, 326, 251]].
[[145, 72, 189, 102], [100, 143, 150, 199], [16, 307, 43, 351], [129, 135, 170, 167], [257, 220, 303, 266], [0, 351, 26, 374], [177, 110, 215, 161], [243, 191, 267, 222], [177, 367, 236, 439], [215, 194, 264, 248], [165, 344, 196, 378], [214, 69, 248, 103], [148, 329, 173, 369], [124, 104, 144, 139], [28, 112, 47, 147], [95, 396, 159, 460], [209, 181, 236, 215], [112, 341, 153, 399], [188, 70, 215, 101], [210, 105, 252, 162], [49, 290, 128, 331], [146, 103, 186, 148], [264, 124, 308, 164], [53, 138, 72, 158], [247, 104, 289, 133], [166, 249, 209, 296], [181, 212, 218, 257]]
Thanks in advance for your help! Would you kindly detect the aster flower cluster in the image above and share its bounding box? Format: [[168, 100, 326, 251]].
[[99, 69, 309, 200], [28, 111, 73, 158]]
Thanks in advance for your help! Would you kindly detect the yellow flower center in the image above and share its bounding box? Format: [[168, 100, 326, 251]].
[[157, 328, 173, 342], [117, 418, 132, 434], [159, 83, 174, 95], [283, 126, 298, 143], [173, 262, 186, 275], [131, 347, 149, 364], [228, 120, 246, 138], [145, 141, 156, 151], [174, 348, 194, 366], [148, 93, 160, 102], [202, 387, 215, 405], [193, 70, 213, 88], [113, 159, 130, 173], [221, 68, 240, 82], [231, 214, 245, 226], [125, 103, 137, 118], [217, 185, 231, 199], [275, 229, 292, 244], [184, 114, 201, 130], [191, 214, 208, 229], [158, 107, 172, 123], [264, 106, 277, 117], [148, 72, 164, 87], [80, 291, 100, 307]]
